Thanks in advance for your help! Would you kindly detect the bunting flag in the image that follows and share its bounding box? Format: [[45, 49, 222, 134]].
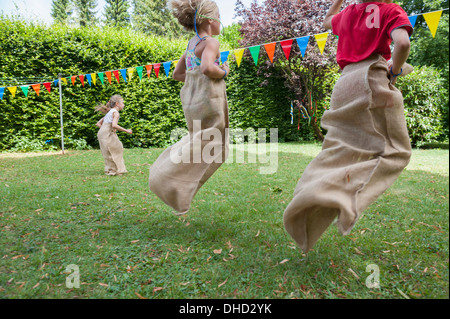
[[98, 72, 105, 85], [163, 62, 172, 77], [409, 15, 418, 28], [86, 74, 92, 86], [173, 60, 179, 67], [79, 75, 85, 87], [91, 73, 97, 86], [113, 70, 120, 83], [423, 10, 443, 38], [234, 48, 245, 67], [249, 46, 261, 65], [7, 87, 17, 97], [32, 84, 40, 96], [220, 51, 230, 64], [43, 82, 51, 93], [120, 69, 127, 83], [21, 85, 29, 97], [0, 87, 4, 100], [62, 78, 67, 85], [105, 71, 112, 84], [314, 32, 329, 54], [145, 65, 153, 78], [71, 76, 76, 85], [280, 39, 293, 60], [128, 68, 134, 81], [296, 35, 310, 57], [264, 43, 276, 63], [154, 63, 161, 78], [136, 66, 143, 80]]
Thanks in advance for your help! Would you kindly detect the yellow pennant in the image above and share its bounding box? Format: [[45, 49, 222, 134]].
[[128, 68, 135, 81], [61, 78, 67, 85], [90, 73, 96, 86], [173, 60, 179, 67], [314, 32, 329, 55], [234, 48, 245, 67], [7, 87, 17, 97], [423, 10, 443, 38]]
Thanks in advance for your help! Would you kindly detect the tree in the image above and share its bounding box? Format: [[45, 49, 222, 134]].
[[73, 0, 98, 27], [132, 0, 184, 37], [51, 0, 74, 24], [235, 0, 354, 141], [104, 0, 131, 27]]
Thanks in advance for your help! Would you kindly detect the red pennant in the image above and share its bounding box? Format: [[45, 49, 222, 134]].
[[43, 82, 52, 93], [280, 39, 294, 60], [105, 71, 112, 84], [71, 76, 76, 85], [113, 70, 120, 83], [79, 75, 85, 87], [145, 65, 153, 78], [153, 63, 160, 78]]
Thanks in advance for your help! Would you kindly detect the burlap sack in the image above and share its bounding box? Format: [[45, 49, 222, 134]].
[[283, 55, 412, 253], [97, 123, 127, 175], [149, 67, 229, 214]]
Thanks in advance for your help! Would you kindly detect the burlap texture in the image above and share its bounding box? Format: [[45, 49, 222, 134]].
[[149, 67, 229, 213], [283, 55, 412, 252], [97, 123, 127, 175]]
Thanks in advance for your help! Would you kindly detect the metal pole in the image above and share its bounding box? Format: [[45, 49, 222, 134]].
[[58, 73, 65, 155]]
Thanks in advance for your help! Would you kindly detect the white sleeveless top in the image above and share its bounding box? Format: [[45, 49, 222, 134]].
[[104, 109, 118, 124]]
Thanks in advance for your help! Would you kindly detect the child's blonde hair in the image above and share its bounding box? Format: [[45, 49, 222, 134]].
[[95, 94, 123, 114], [168, 0, 219, 32]]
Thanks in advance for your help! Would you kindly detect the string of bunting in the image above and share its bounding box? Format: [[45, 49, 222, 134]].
[[0, 8, 447, 101]]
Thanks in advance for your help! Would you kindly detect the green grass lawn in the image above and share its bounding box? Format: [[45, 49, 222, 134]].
[[0, 143, 448, 299]]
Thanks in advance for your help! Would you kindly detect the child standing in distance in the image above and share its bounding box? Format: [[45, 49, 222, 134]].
[[283, 0, 414, 253], [96, 94, 133, 176], [149, 0, 230, 215]]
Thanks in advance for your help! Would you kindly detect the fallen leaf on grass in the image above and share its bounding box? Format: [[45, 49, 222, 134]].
[[32, 283, 40, 289], [131, 240, 140, 244], [99, 283, 109, 287], [153, 287, 164, 293], [213, 249, 222, 254], [348, 268, 360, 280], [279, 259, 289, 264], [255, 230, 260, 237], [135, 292, 148, 299]]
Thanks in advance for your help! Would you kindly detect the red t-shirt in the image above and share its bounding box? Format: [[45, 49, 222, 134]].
[[332, 2, 413, 69]]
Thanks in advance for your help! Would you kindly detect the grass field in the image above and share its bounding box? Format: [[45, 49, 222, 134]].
[[0, 143, 448, 299]]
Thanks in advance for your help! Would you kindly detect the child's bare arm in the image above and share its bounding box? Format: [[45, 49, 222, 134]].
[[323, 0, 345, 30], [96, 117, 104, 128], [200, 38, 229, 79], [390, 28, 411, 84], [112, 112, 132, 134], [173, 52, 187, 82]]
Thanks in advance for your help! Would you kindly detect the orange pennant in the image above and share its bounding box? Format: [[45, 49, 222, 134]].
[[264, 43, 276, 63], [105, 71, 112, 84], [71, 76, 77, 85], [32, 84, 40, 96], [145, 65, 153, 78]]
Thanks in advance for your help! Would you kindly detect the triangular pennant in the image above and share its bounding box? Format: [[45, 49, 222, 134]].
[[220, 51, 230, 64], [296, 35, 310, 57], [314, 32, 329, 55], [163, 61, 172, 77], [234, 49, 245, 67], [423, 10, 443, 38], [7, 87, 17, 97], [20, 85, 29, 97], [61, 78, 67, 85], [32, 84, 40, 96], [0, 87, 4, 100], [105, 71, 112, 84], [120, 69, 127, 83], [54, 79, 59, 87], [91, 73, 96, 86], [408, 15, 418, 28], [113, 70, 120, 83], [280, 39, 293, 60], [71, 76, 77, 85], [173, 60, 179, 67], [98, 72, 105, 85], [154, 63, 161, 78], [249, 46, 261, 65], [263, 43, 276, 63], [86, 74, 92, 86], [43, 82, 51, 93], [145, 65, 153, 78], [127, 68, 135, 81], [79, 75, 85, 87], [136, 66, 143, 80]]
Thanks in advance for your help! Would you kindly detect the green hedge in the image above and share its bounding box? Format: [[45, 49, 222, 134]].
[[0, 16, 447, 151]]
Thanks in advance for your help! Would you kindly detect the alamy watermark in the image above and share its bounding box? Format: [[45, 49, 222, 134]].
[[365, 264, 381, 289], [169, 121, 279, 174], [65, 264, 80, 289]]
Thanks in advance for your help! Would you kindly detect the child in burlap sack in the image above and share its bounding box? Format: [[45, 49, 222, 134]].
[[96, 95, 133, 176], [149, 0, 230, 215], [283, 0, 414, 252]]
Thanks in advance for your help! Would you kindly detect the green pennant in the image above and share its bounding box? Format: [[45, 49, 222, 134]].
[[98, 72, 105, 85], [249, 46, 261, 65], [136, 66, 143, 80], [20, 85, 29, 97]]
